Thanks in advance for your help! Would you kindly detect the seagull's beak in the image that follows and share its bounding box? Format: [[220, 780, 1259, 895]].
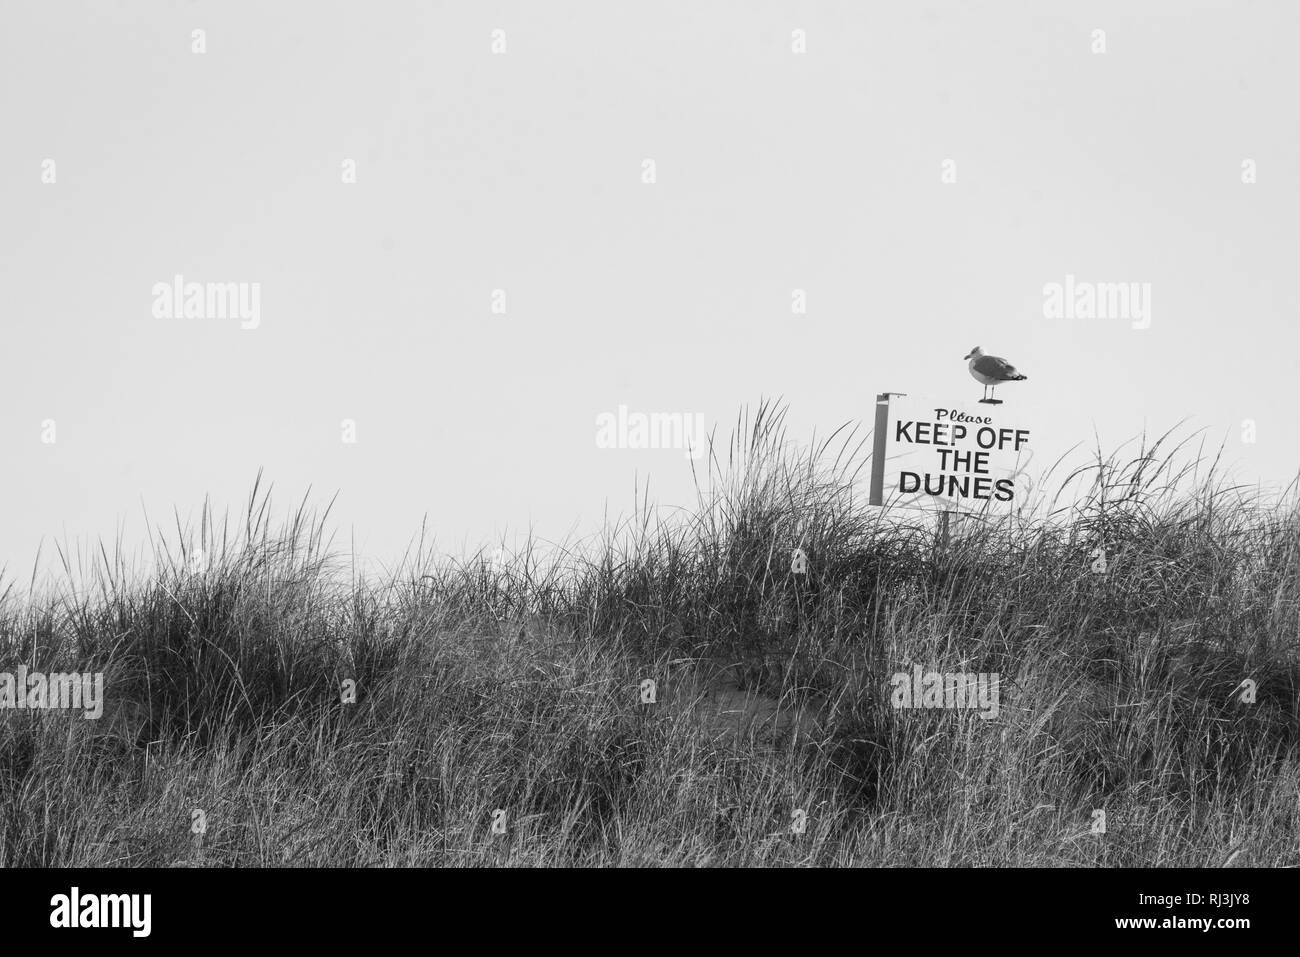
[[962, 352, 972, 360]]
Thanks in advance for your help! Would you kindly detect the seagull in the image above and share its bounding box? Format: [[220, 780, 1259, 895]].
[[964, 346, 1027, 404]]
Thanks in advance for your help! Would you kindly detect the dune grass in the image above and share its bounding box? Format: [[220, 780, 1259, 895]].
[[1, 402, 1297, 866]]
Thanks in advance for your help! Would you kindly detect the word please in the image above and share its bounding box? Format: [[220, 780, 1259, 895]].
[[935, 408, 991, 424]]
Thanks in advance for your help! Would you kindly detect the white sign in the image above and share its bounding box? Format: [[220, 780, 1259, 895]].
[[869, 393, 1035, 513]]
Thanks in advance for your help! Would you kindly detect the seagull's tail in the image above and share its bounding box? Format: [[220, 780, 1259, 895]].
[[1008, 374, 1028, 381]]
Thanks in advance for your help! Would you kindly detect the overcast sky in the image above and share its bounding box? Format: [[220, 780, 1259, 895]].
[[2, 0, 1297, 580]]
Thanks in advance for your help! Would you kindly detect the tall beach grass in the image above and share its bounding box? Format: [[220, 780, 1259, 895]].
[[1, 402, 1297, 866]]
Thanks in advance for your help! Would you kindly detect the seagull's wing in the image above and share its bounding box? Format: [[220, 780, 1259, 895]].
[[973, 354, 1020, 380]]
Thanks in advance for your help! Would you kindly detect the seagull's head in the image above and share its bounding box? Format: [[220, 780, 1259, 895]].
[[963, 346, 983, 360]]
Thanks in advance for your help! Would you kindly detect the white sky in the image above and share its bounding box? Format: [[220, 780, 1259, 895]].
[[2, 0, 1297, 580]]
